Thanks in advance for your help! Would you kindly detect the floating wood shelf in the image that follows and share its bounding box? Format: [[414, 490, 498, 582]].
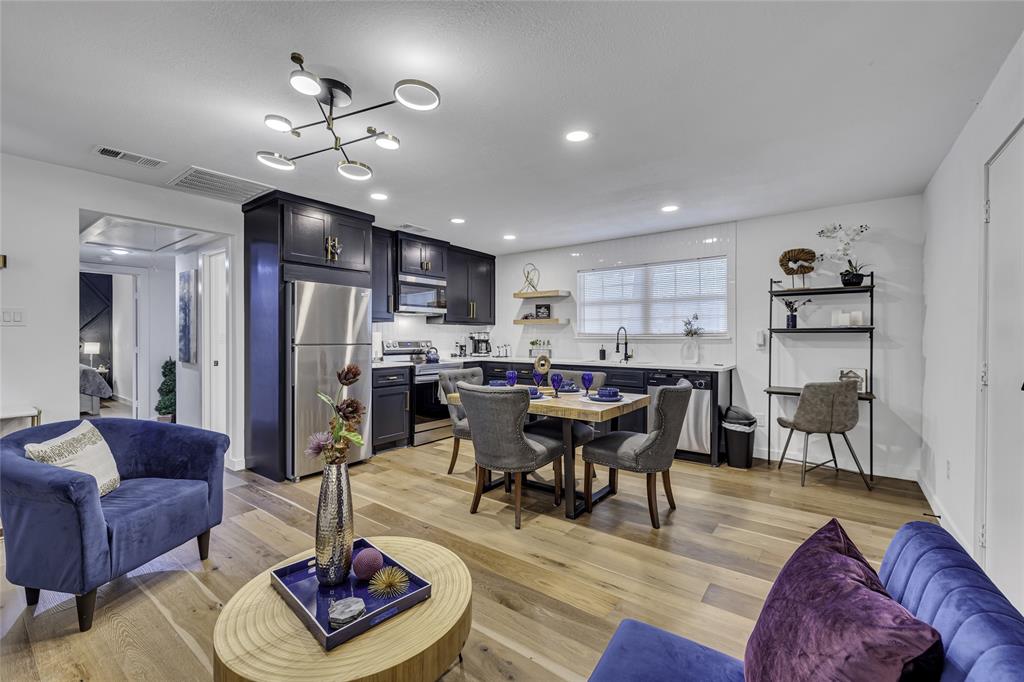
[[513, 290, 571, 299], [513, 318, 566, 325], [766, 385, 875, 401]]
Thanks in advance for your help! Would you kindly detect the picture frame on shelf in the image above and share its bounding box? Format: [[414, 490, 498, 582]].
[[535, 303, 551, 319], [838, 368, 867, 392]]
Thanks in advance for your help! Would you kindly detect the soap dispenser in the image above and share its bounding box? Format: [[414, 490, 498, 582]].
[[599, 345, 606, 361]]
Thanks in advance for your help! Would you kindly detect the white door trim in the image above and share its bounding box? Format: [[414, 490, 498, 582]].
[[200, 248, 228, 432]]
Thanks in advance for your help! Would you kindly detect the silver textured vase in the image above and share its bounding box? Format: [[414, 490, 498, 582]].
[[315, 462, 354, 586]]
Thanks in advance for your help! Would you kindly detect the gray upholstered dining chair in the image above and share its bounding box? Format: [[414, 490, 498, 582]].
[[438, 368, 484, 474], [777, 380, 871, 490], [524, 370, 607, 447], [582, 381, 692, 529], [457, 383, 563, 529]]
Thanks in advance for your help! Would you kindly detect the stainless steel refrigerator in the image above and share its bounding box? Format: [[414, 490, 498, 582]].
[[287, 280, 373, 480]]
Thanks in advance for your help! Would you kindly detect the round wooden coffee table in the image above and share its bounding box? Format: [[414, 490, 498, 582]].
[[213, 536, 472, 682]]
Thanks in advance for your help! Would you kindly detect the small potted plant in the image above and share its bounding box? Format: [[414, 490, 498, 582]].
[[840, 259, 869, 287], [155, 357, 176, 422], [681, 314, 703, 364], [781, 298, 813, 329]]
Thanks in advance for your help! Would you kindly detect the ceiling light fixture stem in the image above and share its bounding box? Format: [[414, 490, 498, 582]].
[[288, 146, 335, 162], [290, 100, 398, 132]]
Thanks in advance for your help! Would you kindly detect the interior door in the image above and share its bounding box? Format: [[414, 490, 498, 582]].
[[202, 251, 229, 434], [983, 123, 1024, 609]]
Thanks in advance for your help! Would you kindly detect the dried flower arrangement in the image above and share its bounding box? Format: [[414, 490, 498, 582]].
[[816, 223, 870, 265], [781, 298, 813, 314], [682, 314, 704, 337], [305, 363, 366, 466]]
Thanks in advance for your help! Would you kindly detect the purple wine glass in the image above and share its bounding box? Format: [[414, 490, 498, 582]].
[[532, 369, 544, 387], [581, 372, 594, 397], [505, 369, 518, 386], [550, 372, 563, 398]]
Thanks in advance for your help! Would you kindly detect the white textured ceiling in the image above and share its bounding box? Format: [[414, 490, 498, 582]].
[[4, 2, 1024, 254]]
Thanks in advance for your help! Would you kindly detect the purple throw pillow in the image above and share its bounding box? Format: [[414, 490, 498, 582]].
[[744, 519, 943, 682]]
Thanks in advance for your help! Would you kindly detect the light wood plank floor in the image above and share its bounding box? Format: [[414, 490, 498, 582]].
[[1, 440, 933, 681]]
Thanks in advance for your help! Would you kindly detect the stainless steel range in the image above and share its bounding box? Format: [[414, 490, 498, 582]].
[[383, 340, 463, 445]]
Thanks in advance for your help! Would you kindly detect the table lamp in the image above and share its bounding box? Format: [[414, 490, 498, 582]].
[[82, 342, 101, 367]]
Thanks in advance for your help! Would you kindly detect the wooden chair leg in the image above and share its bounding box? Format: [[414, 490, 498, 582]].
[[76, 589, 97, 632], [513, 472, 523, 529], [24, 587, 39, 606], [778, 428, 794, 469], [197, 529, 211, 560], [470, 465, 485, 513], [608, 468, 618, 494], [447, 437, 461, 475], [646, 472, 660, 529], [552, 458, 563, 506], [584, 461, 594, 512], [662, 470, 676, 510]]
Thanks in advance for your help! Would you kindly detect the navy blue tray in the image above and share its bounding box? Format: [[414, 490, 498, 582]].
[[270, 538, 431, 650]]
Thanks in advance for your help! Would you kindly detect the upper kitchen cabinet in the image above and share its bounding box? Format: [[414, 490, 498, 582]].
[[445, 246, 495, 325], [281, 198, 372, 272], [397, 232, 448, 278], [371, 227, 395, 322]]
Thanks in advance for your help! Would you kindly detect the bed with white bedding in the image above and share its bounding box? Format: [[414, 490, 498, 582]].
[[80, 364, 112, 415]]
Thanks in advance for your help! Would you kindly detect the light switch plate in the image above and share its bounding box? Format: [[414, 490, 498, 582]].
[[1, 308, 26, 326]]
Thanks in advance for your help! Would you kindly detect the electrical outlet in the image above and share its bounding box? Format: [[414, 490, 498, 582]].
[[1, 308, 26, 326], [946, 459, 951, 480]]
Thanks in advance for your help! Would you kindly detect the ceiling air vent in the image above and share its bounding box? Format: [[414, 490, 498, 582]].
[[397, 223, 430, 235], [92, 145, 166, 168], [167, 166, 273, 204]]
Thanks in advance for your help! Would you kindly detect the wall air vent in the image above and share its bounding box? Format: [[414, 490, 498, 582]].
[[397, 223, 430, 235], [167, 166, 273, 204], [92, 145, 167, 168]]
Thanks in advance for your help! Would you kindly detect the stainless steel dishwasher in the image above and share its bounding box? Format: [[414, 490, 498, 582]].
[[647, 370, 714, 458]]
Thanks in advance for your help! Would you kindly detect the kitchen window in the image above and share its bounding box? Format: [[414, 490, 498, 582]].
[[576, 255, 729, 336]]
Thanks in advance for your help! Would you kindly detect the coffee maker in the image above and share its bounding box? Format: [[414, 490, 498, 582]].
[[469, 332, 491, 357]]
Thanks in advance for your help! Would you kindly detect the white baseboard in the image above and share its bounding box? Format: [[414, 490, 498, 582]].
[[916, 473, 971, 551], [224, 447, 245, 471], [112, 394, 132, 405]]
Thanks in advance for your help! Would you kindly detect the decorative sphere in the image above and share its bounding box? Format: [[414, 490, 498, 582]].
[[352, 548, 385, 581]]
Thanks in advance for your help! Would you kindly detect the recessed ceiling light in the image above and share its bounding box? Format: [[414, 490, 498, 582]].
[[264, 114, 293, 132], [375, 133, 401, 151], [256, 151, 295, 170], [503, 234, 516, 240], [661, 204, 680, 213], [570, 252, 581, 257], [337, 160, 373, 181], [290, 69, 322, 96], [450, 218, 466, 224], [565, 130, 591, 142], [393, 79, 440, 111], [370, 192, 388, 201], [109, 248, 131, 255]]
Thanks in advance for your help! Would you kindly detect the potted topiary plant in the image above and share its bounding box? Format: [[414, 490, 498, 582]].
[[840, 259, 869, 287], [155, 357, 176, 422]]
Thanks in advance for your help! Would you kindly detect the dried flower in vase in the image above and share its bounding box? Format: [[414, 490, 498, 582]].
[[368, 565, 410, 599], [308, 364, 367, 466], [682, 314, 704, 337], [336, 364, 362, 387], [781, 298, 813, 314]]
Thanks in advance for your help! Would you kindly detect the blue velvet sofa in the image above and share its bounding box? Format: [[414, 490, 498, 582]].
[[1, 418, 228, 631], [590, 522, 1024, 681]]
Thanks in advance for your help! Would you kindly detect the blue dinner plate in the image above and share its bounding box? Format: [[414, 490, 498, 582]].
[[559, 387, 580, 393], [529, 393, 548, 400], [588, 394, 623, 403]]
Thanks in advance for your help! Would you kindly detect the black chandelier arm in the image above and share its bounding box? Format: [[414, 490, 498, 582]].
[[285, 130, 380, 164], [290, 99, 398, 132], [288, 146, 336, 162]]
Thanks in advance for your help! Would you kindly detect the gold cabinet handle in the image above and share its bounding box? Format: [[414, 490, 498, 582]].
[[325, 236, 340, 262], [387, 293, 393, 313], [404, 391, 410, 411]]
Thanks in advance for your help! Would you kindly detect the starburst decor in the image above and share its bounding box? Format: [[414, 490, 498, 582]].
[[367, 566, 410, 599]]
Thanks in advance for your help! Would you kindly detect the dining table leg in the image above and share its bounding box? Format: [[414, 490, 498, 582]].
[[561, 418, 578, 518]]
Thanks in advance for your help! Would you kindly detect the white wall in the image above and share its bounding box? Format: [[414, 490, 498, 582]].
[[0, 154, 246, 469], [110, 273, 134, 402], [175, 250, 202, 427], [920, 31, 1024, 550], [495, 194, 925, 480]]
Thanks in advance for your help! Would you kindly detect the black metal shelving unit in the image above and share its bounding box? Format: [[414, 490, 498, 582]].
[[765, 273, 875, 480]]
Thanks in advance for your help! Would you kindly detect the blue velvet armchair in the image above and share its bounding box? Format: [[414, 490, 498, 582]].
[[0, 418, 228, 631]]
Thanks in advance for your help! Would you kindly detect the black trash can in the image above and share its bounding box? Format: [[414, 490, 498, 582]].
[[722, 406, 757, 468]]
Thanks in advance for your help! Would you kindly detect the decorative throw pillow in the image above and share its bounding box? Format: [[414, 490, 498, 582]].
[[25, 421, 120, 496], [744, 518, 943, 682]]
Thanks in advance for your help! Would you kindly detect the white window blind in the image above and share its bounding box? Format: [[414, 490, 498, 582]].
[[576, 256, 728, 336]]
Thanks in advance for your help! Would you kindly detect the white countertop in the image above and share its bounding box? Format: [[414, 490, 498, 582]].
[[373, 357, 735, 372]]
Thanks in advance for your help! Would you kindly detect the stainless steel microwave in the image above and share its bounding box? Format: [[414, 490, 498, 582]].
[[396, 274, 447, 314]]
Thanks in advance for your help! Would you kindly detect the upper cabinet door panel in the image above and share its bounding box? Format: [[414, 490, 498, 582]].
[[371, 230, 394, 322], [283, 204, 330, 266], [444, 248, 471, 323], [421, 242, 447, 278], [473, 256, 495, 324], [330, 215, 371, 272], [398, 237, 426, 276]]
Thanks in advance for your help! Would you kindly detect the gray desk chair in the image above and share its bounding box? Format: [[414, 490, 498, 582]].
[[438, 368, 484, 474], [777, 380, 871, 490], [582, 381, 692, 529], [524, 370, 607, 446], [458, 383, 563, 529]]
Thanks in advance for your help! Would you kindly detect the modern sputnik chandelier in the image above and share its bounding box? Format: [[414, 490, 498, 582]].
[[257, 52, 440, 181]]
